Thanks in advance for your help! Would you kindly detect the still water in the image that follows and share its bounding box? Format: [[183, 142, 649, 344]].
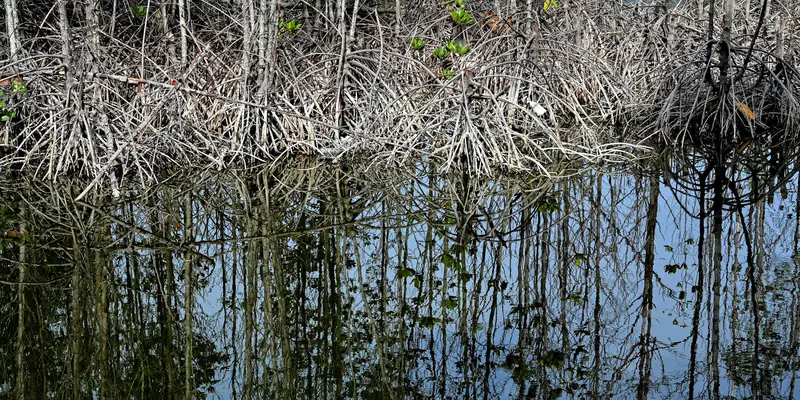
[[1, 161, 798, 399]]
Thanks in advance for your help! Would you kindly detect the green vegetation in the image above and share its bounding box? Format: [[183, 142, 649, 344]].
[[411, 37, 426, 51], [439, 69, 456, 79], [130, 4, 148, 18], [445, 40, 470, 56], [279, 19, 302, 36], [449, 8, 474, 25], [431, 46, 450, 60], [0, 79, 25, 123]]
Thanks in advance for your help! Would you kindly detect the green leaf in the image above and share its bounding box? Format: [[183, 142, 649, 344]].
[[410, 37, 426, 51], [574, 253, 589, 266], [431, 46, 450, 60], [445, 40, 470, 56], [543, 0, 559, 11], [130, 5, 148, 18], [439, 69, 456, 79], [279, 19, 302, 36], [449, 8, 474, 24]]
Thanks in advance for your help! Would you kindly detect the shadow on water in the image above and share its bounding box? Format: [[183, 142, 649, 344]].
[[2, 155, 800, 400]]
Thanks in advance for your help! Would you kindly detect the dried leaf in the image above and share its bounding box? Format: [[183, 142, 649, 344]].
[[737, 103, 755, 120]]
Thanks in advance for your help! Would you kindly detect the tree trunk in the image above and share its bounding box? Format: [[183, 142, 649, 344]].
[[710, 166, 724, 400], [4, 0, 21, 61], [178, 0, 188, 66], [636, 171, 660, 400], [183, 194, 194, 399], [244, 205, 258, 398], [688, 169, 709, 400], [15, 218, 27, 400], [94, 241, 112, 398], [592, 174, 603, 398], [70, 236, 83, 400]]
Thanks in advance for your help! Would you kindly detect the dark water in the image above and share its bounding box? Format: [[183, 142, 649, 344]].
[[1, 162, 799, 399]]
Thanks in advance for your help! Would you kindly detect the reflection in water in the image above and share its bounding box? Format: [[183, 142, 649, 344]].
[[1, 162, 799, 399]]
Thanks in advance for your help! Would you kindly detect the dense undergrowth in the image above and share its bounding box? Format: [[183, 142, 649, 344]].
[[0, 0, 797, 193]]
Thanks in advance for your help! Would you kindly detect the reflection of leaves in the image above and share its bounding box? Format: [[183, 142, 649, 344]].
[[442, 250, 463, 272], [418, 316, 441, 329], [412, 277, 422, 289], [664, 263, 687, 274], [537, 193, 560, 213], [510, 305, 529, 315], [564, 293, 583, 303], [574, 253, 589, 266], [540, 350, 565, 369], [397, 266, 415, 279], [503, 353, 534, 383], [445, 295, 458, 309]]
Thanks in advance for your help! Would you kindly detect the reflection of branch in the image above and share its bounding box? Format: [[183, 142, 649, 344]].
[[75, 199, 215, 265]]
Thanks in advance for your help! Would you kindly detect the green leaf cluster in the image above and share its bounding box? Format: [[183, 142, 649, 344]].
[[450, 8, 474, 24], [279, 19, 302, 36], [431, 46, 450, 59], [544, 0, 559, 11], [0, 81, 25, 123], [411, 37, 426, 51], [11, 80, 26, 94], [439, 69, 456, 79], [445, 40, 470, 56], [130, 4, 148, 18]]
